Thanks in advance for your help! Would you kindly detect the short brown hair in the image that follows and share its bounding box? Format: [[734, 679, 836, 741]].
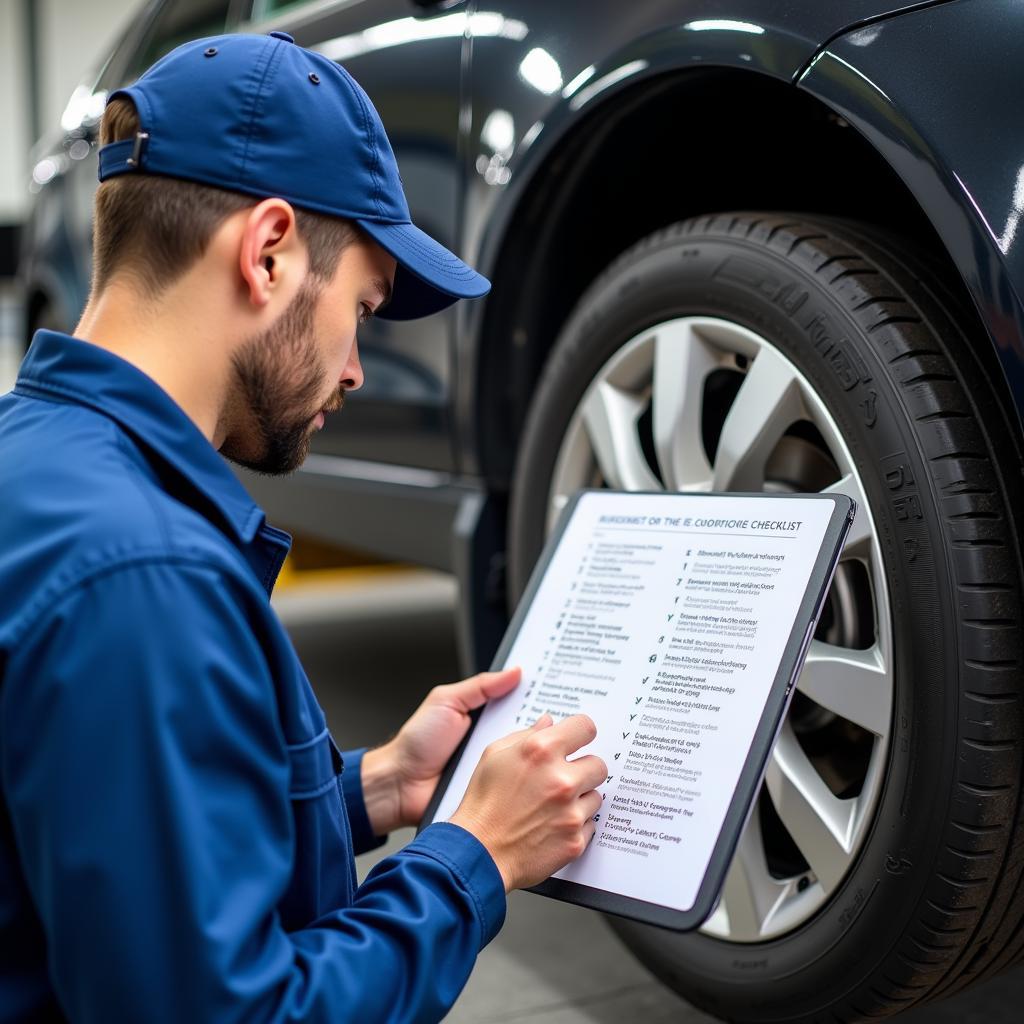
[[92, 97, 357, 295]]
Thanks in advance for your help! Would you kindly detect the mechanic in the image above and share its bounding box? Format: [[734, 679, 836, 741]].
[[0, 33, 606, 1023]]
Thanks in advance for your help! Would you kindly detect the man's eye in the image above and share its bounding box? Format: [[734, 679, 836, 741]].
[[359, 303, 374, 325]]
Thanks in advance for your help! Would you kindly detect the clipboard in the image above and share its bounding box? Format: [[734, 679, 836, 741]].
[[421, 490, 855, 931]]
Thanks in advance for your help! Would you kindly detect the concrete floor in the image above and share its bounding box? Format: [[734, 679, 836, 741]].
[[275, 570, 1024, 1023]]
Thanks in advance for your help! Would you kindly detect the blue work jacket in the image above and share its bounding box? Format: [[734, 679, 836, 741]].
[[0, 330, 505, 1023]]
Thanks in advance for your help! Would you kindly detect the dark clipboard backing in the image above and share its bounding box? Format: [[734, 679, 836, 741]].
[[420, 490, 855, 931]]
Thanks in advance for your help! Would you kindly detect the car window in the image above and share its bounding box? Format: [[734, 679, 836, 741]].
[[123, 0, 232, 82]]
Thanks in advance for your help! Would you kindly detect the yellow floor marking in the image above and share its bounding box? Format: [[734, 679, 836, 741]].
[[273, 561, 421, 593]]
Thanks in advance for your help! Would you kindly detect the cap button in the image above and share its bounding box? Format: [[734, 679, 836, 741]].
[[268, 31, 294, 43]]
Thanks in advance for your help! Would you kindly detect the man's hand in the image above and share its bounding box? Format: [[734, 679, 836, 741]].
[[360, 668, 522, 835], [449, 714, 606, 892]]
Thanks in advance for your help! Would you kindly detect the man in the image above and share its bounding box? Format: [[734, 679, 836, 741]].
[[0, 32, 605, 1023]]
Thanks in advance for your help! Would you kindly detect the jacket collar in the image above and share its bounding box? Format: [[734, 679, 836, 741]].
[[16, 330, 269, 545]]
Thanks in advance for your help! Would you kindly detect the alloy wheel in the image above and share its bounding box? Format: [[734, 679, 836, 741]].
[[546, 316, 893, 942]]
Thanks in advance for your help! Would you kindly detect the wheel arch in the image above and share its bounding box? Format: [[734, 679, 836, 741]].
[[469, 63, 1023, 493]]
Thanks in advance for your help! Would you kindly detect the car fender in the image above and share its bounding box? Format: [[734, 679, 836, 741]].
[[464, 7, 937, 277], [797, 2, 1024, 431], [457, 1, 972, 476]]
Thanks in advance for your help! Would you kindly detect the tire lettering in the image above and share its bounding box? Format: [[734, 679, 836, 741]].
[[774, 282, 808, 316], [885, 462, 915, 491], [713, 256, 784, 301], [860, 389, 878, 428], [838, 887, 866, 928], [731, 958, 769, 971], [804, 312, 835, 356], [892, 494, 923, 523], [829, 346, 862, 391], [885, 853, 913, 876]]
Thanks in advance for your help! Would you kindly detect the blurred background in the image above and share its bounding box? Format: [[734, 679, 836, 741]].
[[0, 0, 133, 390], [3, 3, 1024, 1020]]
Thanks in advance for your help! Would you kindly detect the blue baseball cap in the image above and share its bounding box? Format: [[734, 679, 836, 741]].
[[97, 31, 490, 321]]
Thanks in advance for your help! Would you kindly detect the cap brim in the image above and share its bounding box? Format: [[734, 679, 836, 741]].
[[355, 220, 490, 321]]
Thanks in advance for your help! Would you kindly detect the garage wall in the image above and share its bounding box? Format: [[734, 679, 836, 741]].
[[0, 1, 31, 232], [36, 0, 141, 132], [0, 0, 141, 235], [0, 0, 141, 386]]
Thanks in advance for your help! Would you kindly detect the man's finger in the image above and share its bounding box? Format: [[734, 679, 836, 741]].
[[566, 754, 608, 794], [579, 789, 604, 821], [491, 712, 552, 752], [546, 714, 597, 755]]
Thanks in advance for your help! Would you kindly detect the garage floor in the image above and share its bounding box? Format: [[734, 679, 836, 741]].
[[278, 570, 1023, 1023]]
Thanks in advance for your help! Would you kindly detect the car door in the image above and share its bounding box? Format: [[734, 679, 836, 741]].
[[244, 0, 467, 472]]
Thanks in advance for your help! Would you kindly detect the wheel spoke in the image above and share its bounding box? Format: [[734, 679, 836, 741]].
[[798, 641, 890, 737], [581, 380, 660, 490], [822, 473, 872, 558], [718, 808, 792, 939], [652, 322, 717, 491], [711, 346, 806, 491], [765, 724, 856, 891]]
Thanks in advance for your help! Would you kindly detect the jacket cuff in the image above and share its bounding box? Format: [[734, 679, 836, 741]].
[[407, 822, 507, 947], [341, 748, 387, 855]]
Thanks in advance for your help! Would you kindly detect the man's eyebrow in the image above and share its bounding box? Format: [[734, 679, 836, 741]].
[[371, 276, 392, 310]]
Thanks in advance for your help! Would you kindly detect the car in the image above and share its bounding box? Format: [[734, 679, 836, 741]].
[[18, 1, 1024, 1020]]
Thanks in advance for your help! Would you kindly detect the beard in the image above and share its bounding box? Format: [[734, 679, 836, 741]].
[[221, 278, 345, 476]]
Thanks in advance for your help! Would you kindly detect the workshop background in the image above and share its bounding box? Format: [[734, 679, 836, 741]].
[[2, 1, 1023, 1021]]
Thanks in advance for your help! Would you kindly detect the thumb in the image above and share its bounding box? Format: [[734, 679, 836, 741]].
[[479, 666, 523, 701], [434, 667, 522, 714]]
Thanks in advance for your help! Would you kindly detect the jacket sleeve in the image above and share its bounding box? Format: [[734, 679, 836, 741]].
[[0, 560, 505, 1024], [338, 747, 387, 855]]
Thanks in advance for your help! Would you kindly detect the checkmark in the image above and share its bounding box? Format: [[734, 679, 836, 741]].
[[642, 676, 649, 685], [614, 752, 621, 760], [635, 697, 643, 705], [622, 731, 630, 739], [607, 775, 614, 783], [629, 714, 637, 721]]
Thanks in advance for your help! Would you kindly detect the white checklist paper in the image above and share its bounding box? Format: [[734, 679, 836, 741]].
[[431, 492, 837, 913]]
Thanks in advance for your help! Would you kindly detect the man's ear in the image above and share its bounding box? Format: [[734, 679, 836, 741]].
[[238, 198, 305, 308]]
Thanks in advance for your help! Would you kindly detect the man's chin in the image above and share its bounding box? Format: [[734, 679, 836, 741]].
[[220, 436, 311, 477]]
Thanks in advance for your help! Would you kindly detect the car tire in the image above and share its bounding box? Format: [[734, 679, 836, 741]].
[[507, 213, 1024, 1021]]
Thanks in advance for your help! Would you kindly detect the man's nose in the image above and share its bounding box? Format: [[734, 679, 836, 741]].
[[341, 339, 364, 392]]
